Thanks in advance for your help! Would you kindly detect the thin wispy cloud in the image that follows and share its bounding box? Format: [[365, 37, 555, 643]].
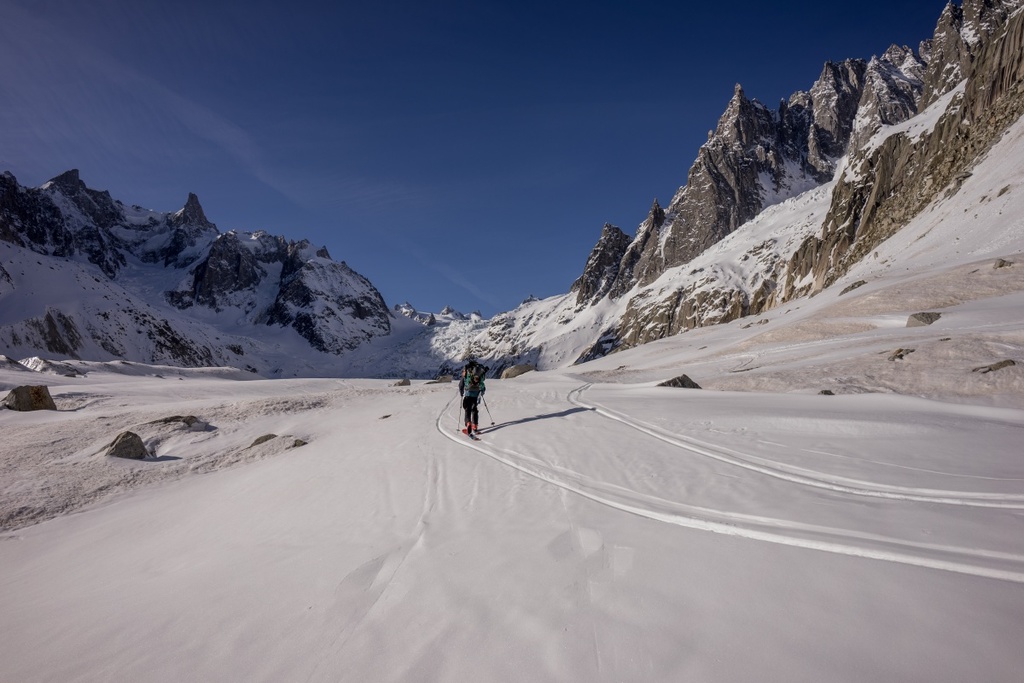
[[400, 243, 502, 311], [1, 2, 297, 205]]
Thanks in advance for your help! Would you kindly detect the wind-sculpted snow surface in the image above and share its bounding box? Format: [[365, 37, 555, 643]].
[[439, 382, 1024, 583], [2, 345, 1024, 680]]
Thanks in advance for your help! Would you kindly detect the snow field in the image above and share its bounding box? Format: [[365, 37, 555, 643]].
[[2, 347, 1024, 681]]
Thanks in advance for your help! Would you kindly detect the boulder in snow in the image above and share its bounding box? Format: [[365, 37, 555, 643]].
[[3, 385, 58, 411], [658, 374, 702, 389], [907, 312, 941, 327], [839, 280, 867, 296], [250, 434, 277, 447], [500, 364, 535, 379], [149, 415, 210, 431], [972, 359, 1016, 374], [393, 378, 411, 387], [106, 432, 148, 459]]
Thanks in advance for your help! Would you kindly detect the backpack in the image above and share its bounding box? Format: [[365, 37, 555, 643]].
[[463, 363, 486, 392]]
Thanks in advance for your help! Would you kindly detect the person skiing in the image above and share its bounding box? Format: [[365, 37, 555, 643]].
[[458, 359, 487, 437]]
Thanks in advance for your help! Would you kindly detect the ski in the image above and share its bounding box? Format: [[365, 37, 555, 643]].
[[461, 428, 481, 441]]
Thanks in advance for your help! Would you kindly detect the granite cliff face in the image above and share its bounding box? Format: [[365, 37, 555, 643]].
[[0, 172, 391, 368], [475, 0, 1024, 368], [571, 222, 633, 306], [793, 0, 1024, 300], [602, 58, 871, 300], [600, 0, 1024, 354], [919, 0, 1022, 108]]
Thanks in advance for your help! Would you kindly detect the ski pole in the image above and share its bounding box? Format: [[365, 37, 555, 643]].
[[482, 396, 494, 426], [457, 401, 463, 432]]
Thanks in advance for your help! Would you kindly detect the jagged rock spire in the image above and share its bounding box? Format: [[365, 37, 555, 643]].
[[173, 193, 211, 228], [162, 193, 217, 267], [46, 169, 85, 195], [570, 223, 632, 306], [649, 198, 665, 227]]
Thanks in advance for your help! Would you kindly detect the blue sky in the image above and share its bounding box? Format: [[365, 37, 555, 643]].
[[1, 0, 947, 316]]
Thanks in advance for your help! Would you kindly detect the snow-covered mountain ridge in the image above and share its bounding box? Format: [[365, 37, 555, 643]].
[[1, 169, 395, 375], [3, 0, 1023, 381], [461, 0, 1024, 372]]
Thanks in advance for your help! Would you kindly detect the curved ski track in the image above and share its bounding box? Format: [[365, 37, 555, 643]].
[[567, 384, 1024, 509], [436, 387, 1024, 584]]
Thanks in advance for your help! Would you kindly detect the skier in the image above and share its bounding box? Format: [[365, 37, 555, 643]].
[[458, 359, 487, 437]]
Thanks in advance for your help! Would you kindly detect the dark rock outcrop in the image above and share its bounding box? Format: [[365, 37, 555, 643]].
[[973, 359, 1017, 373], [158, 193, 219, 267], [174, 231, 266, 310], [919, 0, 1022, 108], [500, 363, 535, 379], [3, 385, 57, 411], [571, 222, 633, 306], [658, 374, 702, 389], [264, 245, 391, 354], [106, 431, 148, 459], [0, 170, 125, 278], [908, 312, 943, 327]]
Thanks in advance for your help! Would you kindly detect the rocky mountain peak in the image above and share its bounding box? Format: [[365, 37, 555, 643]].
[[2, 170, 394, 368], [918, 0, 1021, 108], [571, 223, 632, 307], [961, 0, 1023, 47], [714, 83, 775, 147], [847, 45, 926, 151], [159, 192, 219, 268], [649, 199, 665, 227], [561, 0, 1018, 357], [45, 169, 85, 196], [172, 193, 213, 229], [797, 0, 1024, 297], [806, 58, 868, 176], [42, 170, 123, 228]]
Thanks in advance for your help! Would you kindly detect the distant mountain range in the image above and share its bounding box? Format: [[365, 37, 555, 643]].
[[0, 169, 396, 375], [2, 0, 1023, 378]]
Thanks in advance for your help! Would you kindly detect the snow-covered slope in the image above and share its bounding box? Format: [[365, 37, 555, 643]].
[[2, 234, 1022, 679]]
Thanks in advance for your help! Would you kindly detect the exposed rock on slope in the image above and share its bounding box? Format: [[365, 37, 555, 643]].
[[474, 0, 1024, 369], [799, 1, 1024, 297], [606, 59, 872, 297], [571, 222, 633, 306]]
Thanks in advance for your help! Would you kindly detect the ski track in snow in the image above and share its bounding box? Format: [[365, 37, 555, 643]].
[[436, 389, 1024, 585], [568, 384, 1024, 508]]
